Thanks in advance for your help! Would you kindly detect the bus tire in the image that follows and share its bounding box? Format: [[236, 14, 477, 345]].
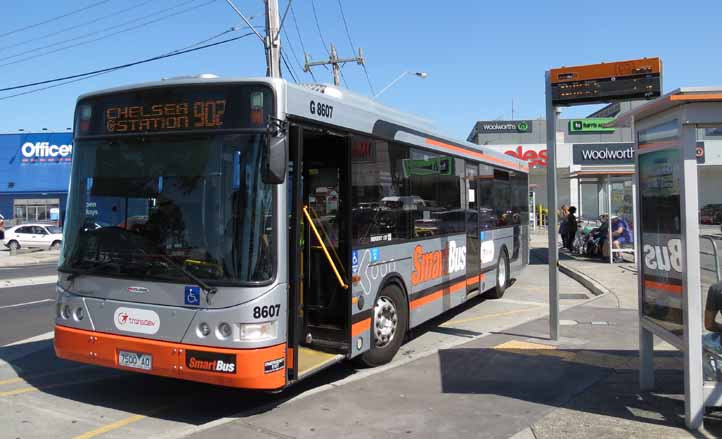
[[487, 250, 509, 299], [356, 284, 408, 367]]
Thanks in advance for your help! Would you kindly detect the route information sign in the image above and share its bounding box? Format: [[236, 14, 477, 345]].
[[550, 58, 662, 106]]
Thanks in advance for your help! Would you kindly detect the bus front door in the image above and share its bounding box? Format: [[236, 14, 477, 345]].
[[289, 124, 350, 381]]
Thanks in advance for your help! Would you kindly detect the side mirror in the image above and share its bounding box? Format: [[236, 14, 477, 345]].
[[262, 124, 287, 185]]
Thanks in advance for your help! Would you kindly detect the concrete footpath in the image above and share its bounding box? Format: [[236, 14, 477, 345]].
[[190, 234, 722, 439], [0, 249, 59, 268]]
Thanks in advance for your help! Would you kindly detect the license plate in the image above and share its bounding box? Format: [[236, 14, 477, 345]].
[[118, 350, 152, 371]]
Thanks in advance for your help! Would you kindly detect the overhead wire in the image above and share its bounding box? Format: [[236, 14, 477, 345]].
[[280, 51, 299, 83], [0, 0, 156, 53], [0, 31, 256, 96], [0, 0, 216, 68], [336, 0, 374, 95], [289, 4, 317, 82], [281, 29, 310, 82], [0, 0, 113, 39]]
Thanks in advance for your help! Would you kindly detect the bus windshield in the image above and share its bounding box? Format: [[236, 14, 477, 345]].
[[59, 133, 274, 284]]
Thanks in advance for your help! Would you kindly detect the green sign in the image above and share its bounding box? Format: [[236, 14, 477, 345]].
[[402, 157, 454, 177], [568, 118, 615, 133]]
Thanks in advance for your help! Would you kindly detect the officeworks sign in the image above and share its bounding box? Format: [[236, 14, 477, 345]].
[[20, 141, 73, 163]]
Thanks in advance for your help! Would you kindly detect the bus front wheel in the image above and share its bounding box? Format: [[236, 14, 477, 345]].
[[356, 284, 408, 368]]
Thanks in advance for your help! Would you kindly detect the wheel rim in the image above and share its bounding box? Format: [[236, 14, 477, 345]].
[[498, 257, 507, 287], [373, 296, 398, 348]]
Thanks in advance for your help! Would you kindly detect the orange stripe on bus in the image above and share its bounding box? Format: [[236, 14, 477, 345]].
[[644, 280, 682, 294], [351, 318, 371, 337], [287, 347, 294, 369], [410, 275, 480, 310], [425, 139, 529, 173]]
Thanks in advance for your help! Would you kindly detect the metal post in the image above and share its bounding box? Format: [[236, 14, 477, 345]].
[[265, 0, 282, 78], [680, 124, 704, 430], [608, 177, 613, 264], [545, 71, 559, 341]]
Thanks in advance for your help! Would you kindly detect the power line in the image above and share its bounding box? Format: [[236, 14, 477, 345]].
[[289, 4, 317, 82], [0, 32, 255, 94], [337, 0, 374, 95], [0, 0, 113, 39], [0, 0, 214, 67], [280, 50, 299, 83], [0, 30, 254, 102], [281, 29, 311, 82], [0, 0, 156, 53]]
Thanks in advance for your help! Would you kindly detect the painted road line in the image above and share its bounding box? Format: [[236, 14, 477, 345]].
[[0, 298, 54, 310], [439, 306, 543, 328], [0, 374, 124, 398], [0, 331, 55, 368], [0, 365, 91, 386], [72, 414, 148, 439], [0, 275, 58, 289]]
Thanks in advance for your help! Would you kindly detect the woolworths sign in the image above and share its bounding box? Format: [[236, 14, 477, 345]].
[[476, 120, 532, 134], [572, 143, 634, 165], [568, 118, 615, 133]]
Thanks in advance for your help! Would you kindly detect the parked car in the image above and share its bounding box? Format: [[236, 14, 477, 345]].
[[701, 204, 722, 224], [2, 224, 63, 250]]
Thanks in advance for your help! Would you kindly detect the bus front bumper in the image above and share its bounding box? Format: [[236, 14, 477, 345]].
[[54, 325, 287, 390]]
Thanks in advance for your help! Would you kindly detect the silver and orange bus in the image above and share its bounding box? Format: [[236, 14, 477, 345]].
[[54, 76, 529, 390]]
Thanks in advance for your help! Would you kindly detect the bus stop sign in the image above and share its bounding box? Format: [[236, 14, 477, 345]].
[[550, 58, 662, 106]]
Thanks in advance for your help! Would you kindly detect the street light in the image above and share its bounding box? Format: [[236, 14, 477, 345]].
[[374, 71, 428, 98]]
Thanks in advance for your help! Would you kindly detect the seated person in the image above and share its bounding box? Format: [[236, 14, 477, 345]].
[[602, 216, 632, 261], [704, 282, 722, 380]]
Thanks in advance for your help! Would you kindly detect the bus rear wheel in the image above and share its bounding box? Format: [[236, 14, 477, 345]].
[[356, 284, 408, 367]]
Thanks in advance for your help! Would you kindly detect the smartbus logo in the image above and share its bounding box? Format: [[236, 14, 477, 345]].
[[20, 141, 73, 163], [186, 350, 237, 374]]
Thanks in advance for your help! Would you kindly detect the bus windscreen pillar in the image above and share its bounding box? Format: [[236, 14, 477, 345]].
[[614, 87, 722, 430]]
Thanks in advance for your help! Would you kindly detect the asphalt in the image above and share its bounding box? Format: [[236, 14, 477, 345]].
[[0, 231, 716, 438]]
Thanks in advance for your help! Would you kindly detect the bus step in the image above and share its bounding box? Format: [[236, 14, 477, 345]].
[[297, 347, 344, 380]]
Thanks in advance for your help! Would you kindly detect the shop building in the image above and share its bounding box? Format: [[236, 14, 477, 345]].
[[467, 102, 645, 220], [0, 131, 73, 226]]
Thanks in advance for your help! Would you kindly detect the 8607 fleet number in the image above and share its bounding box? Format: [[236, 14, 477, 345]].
[[310, 100, 333, 119]]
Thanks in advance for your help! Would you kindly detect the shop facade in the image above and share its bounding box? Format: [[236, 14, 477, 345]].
[[0, 131, 73, 226]]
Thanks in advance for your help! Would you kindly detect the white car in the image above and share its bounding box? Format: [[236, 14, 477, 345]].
[[3, 224, 63, 250]]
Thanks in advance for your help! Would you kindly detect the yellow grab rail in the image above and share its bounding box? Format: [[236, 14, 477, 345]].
[[302, 205, 349, 289]]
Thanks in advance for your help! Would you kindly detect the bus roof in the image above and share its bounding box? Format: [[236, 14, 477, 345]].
[[76, 76, 528, 173]]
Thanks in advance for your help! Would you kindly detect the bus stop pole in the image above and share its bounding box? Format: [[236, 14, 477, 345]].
[[545, 71, 559, 341]]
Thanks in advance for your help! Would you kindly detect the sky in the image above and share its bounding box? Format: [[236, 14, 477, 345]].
[[0, 0, 720, 140]]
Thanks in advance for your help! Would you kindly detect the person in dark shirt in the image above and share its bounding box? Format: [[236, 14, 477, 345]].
[[565, 206, 578, 252], [704, 282, 722, 380]]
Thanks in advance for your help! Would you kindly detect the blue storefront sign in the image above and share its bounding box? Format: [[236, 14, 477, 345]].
[[0, 132, 74, 220]]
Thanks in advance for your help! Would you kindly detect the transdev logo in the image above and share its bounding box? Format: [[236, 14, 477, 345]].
[[20, 141, 73, 163], [113, 307, 160, 335]]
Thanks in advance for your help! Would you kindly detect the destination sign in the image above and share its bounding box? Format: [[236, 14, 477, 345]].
[[550, 58, 662, 106], [105, 99, 226, 133], [76, 84, 273, 136]]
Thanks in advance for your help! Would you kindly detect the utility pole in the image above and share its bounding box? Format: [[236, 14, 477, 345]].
[[265, 0, 281, 78], [224, 0, 281, 78], [304, 43, 365, 86]]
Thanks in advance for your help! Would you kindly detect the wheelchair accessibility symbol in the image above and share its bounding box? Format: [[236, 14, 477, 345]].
[[185, 286, 201, 305]]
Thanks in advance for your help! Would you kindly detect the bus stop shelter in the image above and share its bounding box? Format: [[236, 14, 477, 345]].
[[615, 87, 722, 430], [570, 168, 637, 263]]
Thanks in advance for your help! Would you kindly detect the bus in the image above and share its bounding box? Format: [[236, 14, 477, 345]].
[[54, 76, 529, 390]]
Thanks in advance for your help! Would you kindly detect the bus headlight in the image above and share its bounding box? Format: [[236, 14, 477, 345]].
[[61, 305, 72, 320], [197, 322, 211, 338], [73, 307, 84, 321], [216, 322, 233, 340], [239, 322, 277, 341]]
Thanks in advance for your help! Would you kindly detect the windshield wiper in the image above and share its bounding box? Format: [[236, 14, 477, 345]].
[[147, 253, 218, 305]]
